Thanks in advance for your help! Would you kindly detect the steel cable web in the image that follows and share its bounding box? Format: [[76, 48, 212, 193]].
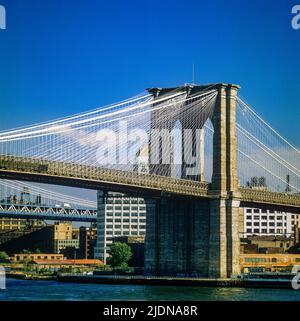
[[0, 89, 218, 182]]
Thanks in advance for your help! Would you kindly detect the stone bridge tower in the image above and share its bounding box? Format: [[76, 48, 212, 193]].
[[144, 83, 241, 278]]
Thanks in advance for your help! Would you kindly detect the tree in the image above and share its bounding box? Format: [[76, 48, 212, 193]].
[[0, 251, 8, 260], [107, 242, 132, 269]]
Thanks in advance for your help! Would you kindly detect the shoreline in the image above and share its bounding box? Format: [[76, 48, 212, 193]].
[[5, 273, 296, 290], [56, 274, 295, 290]]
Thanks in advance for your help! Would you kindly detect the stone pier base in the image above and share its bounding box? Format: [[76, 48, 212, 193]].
[[144, 195, 240, 278]]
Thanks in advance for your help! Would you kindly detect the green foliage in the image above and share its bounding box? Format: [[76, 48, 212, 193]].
[[107, 242, 132, 269], [0, 251, 8, 260]]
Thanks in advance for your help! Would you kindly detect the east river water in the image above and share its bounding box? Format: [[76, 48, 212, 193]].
[[0, 278, 300, 301]]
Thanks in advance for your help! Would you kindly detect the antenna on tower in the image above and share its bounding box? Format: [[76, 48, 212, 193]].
[[192, 64, 195, 84], [285, 174, 291, 193]]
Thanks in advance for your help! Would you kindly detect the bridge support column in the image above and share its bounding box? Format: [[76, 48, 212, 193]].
[[209, 83, 241, 278], [145, 83, 241, 279], [144, 196, 210, 276]]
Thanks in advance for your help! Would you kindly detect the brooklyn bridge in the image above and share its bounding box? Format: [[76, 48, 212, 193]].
[[0, 83, 299, 278]]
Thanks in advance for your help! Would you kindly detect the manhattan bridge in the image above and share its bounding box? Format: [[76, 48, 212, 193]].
[[0, 83, 299, 278]]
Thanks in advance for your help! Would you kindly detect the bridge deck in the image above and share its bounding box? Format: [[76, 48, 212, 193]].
[[0, 156, 300, 210]]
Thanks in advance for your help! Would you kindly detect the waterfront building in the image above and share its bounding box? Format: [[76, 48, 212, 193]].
[[29, 258, 103, 271], [79, 226, 97, 259], [240, 253, 300, 273], [240, 235, 293, 254], [0, 222, 79, 256], [243, 208, 300, 237], [0, 218, 45, 246], [54, 239, 79, 254], [94, 192, 146, 263], [11, 253, 65, 262]]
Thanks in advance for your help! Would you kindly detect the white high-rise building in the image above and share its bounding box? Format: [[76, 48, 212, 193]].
[[243, 208, 300, 237], [94, 192, 146, 263]]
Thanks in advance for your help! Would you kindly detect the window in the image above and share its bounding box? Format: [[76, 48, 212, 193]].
[[246, 216, 252, 220], [269, 229, 275, 233], [246, 209, 252, 213], [262, 229, 267, 233], [245, 257, 266, 263], [261, 222, 267, 226], [269, 216, 275, 220], [277, 216, 283, 220], [254, 209, 259, 214], [254, 216, 259, 220], [254, 229, 259, 233], [261, 216, 267, 220], [254, 222, 259, 226], [246, 229, 252, 233]]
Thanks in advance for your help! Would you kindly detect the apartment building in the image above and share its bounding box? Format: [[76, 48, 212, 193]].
[[94, 192, 146, 263], [243, 208, 300, 237]]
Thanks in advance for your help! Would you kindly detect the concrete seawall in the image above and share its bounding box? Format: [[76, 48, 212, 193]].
[[57, 274, 294, 289]]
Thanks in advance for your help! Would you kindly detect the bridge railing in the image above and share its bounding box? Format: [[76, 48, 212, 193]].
[[239, 187, 300, 207], [0, 155, 210, 197]]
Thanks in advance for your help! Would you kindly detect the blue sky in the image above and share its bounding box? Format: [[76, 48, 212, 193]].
[[0, 0, 299, 209], [0, 0, 299, 145]]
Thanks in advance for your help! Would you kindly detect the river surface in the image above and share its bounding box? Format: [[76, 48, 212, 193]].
[[0, 278, 300, 301]]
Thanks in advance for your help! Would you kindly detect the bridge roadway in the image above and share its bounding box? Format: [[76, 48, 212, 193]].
[[0, 155, 300, 212], [0, 202, 97, 222]]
